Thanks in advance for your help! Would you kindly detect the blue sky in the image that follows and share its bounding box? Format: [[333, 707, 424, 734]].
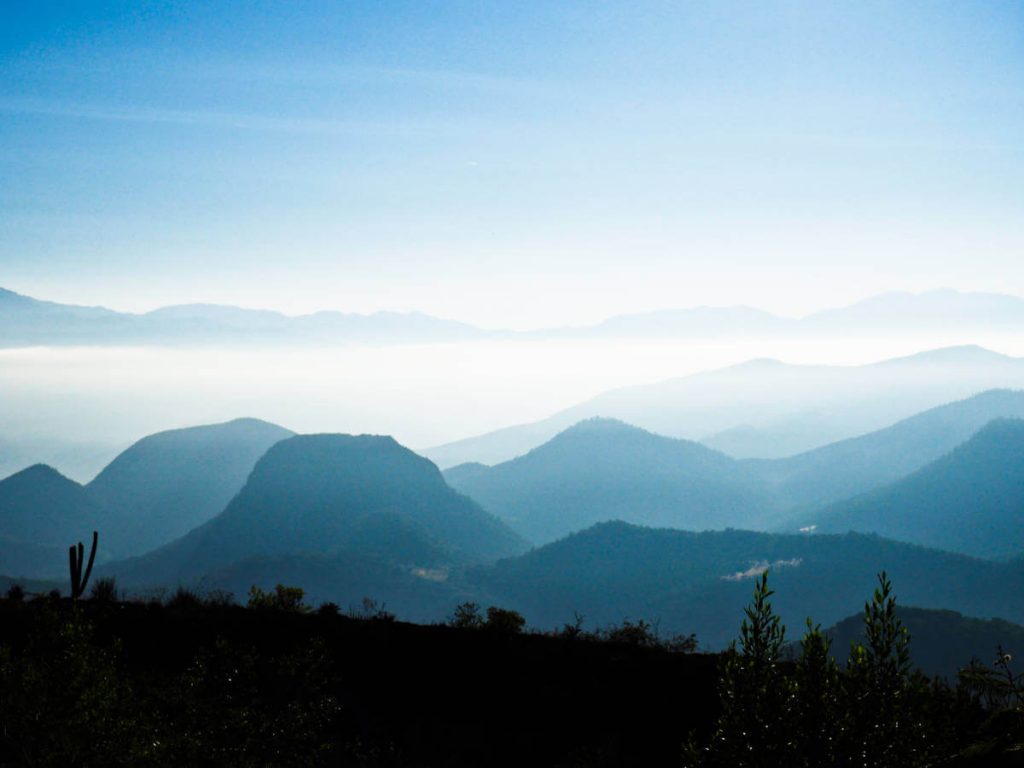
[[1, 1, 1022, 327]]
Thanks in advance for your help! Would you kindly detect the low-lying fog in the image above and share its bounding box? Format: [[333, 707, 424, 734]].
[[4, 330, 1024, 482]]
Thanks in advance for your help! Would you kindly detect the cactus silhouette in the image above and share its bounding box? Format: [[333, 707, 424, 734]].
[[69, 530, 98, 600]]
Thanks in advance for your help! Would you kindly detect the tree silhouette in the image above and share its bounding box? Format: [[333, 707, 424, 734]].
[[696, 570, 793, 767]]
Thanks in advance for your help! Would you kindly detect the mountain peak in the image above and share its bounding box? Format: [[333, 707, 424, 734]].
[[879, 345, 1014, 367], [248, 433, 436, 493], [2, 462, 75, 487], [561, 417, 645, 435], [968, 416, 1024, 442]]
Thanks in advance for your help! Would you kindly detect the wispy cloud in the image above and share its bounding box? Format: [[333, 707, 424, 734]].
[[722, 558, 802, 582], [0, 98, 472, 138]]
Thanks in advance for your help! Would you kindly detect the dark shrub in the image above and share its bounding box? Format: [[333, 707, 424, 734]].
[[485, 606, 526, 634], [166, 586, 202, 609], [448, 601, 484, 629], [202, 589, 235, 608], [247, 584, 308, 612], [90, 577, 119, 602]]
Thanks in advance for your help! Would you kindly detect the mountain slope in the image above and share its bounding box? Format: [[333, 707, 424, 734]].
[[802, 419, 1024, 559], [471, 522, 1024, 649], [425, 346, 1024, 467], [444, 418, 775, 543], [0, 464, 107, 577], [108, 433, 527, 587], [752, 389, 1024, 512], [86, 418, 294, 558]]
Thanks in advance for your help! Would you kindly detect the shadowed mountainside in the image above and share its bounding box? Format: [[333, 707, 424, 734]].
[[800, 418, 1024, 560], [471, 522, 1024, 648], [750, 389, 1024, 513], [106, 433, 527, 588]]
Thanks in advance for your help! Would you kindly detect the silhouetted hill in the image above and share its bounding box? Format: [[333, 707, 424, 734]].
[[425, 346, 1024, 466], [87, 418, 294, 557], [0, 464, 107, 577], [824, 607, 1024, 681], [108, 434, 527, 587], [471, 522, 1024, 648], [752, 389, 1024, 512], [803, 419, 1024, 559], [444, 419, 774, 543]]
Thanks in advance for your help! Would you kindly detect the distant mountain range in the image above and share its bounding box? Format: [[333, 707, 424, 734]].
[[5, 285, 1024, 347], [0, 287, 484, 347], [425, 346, 1024, 466], [446, 390, 1024, 554], [3, 409, 1024, 653], [5, 385, 1024, 581]]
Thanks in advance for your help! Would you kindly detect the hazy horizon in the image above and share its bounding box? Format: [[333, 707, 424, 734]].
[[8, 283, 1024, 329]]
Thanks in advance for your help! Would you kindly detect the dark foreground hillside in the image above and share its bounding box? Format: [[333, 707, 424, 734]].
[[1, 581, 1021, 767], [0, 594, 718, 768]]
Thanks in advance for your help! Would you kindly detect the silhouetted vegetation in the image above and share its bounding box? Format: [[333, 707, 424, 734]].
[[0, 591, 717, 766], [685, 571, 1017, 767], [67, 530, 98, 600], [89, 576, 119, 602], [0, 572, 1020, 766], [247, 583, 308, 612], [448, 601, 526, 633]]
